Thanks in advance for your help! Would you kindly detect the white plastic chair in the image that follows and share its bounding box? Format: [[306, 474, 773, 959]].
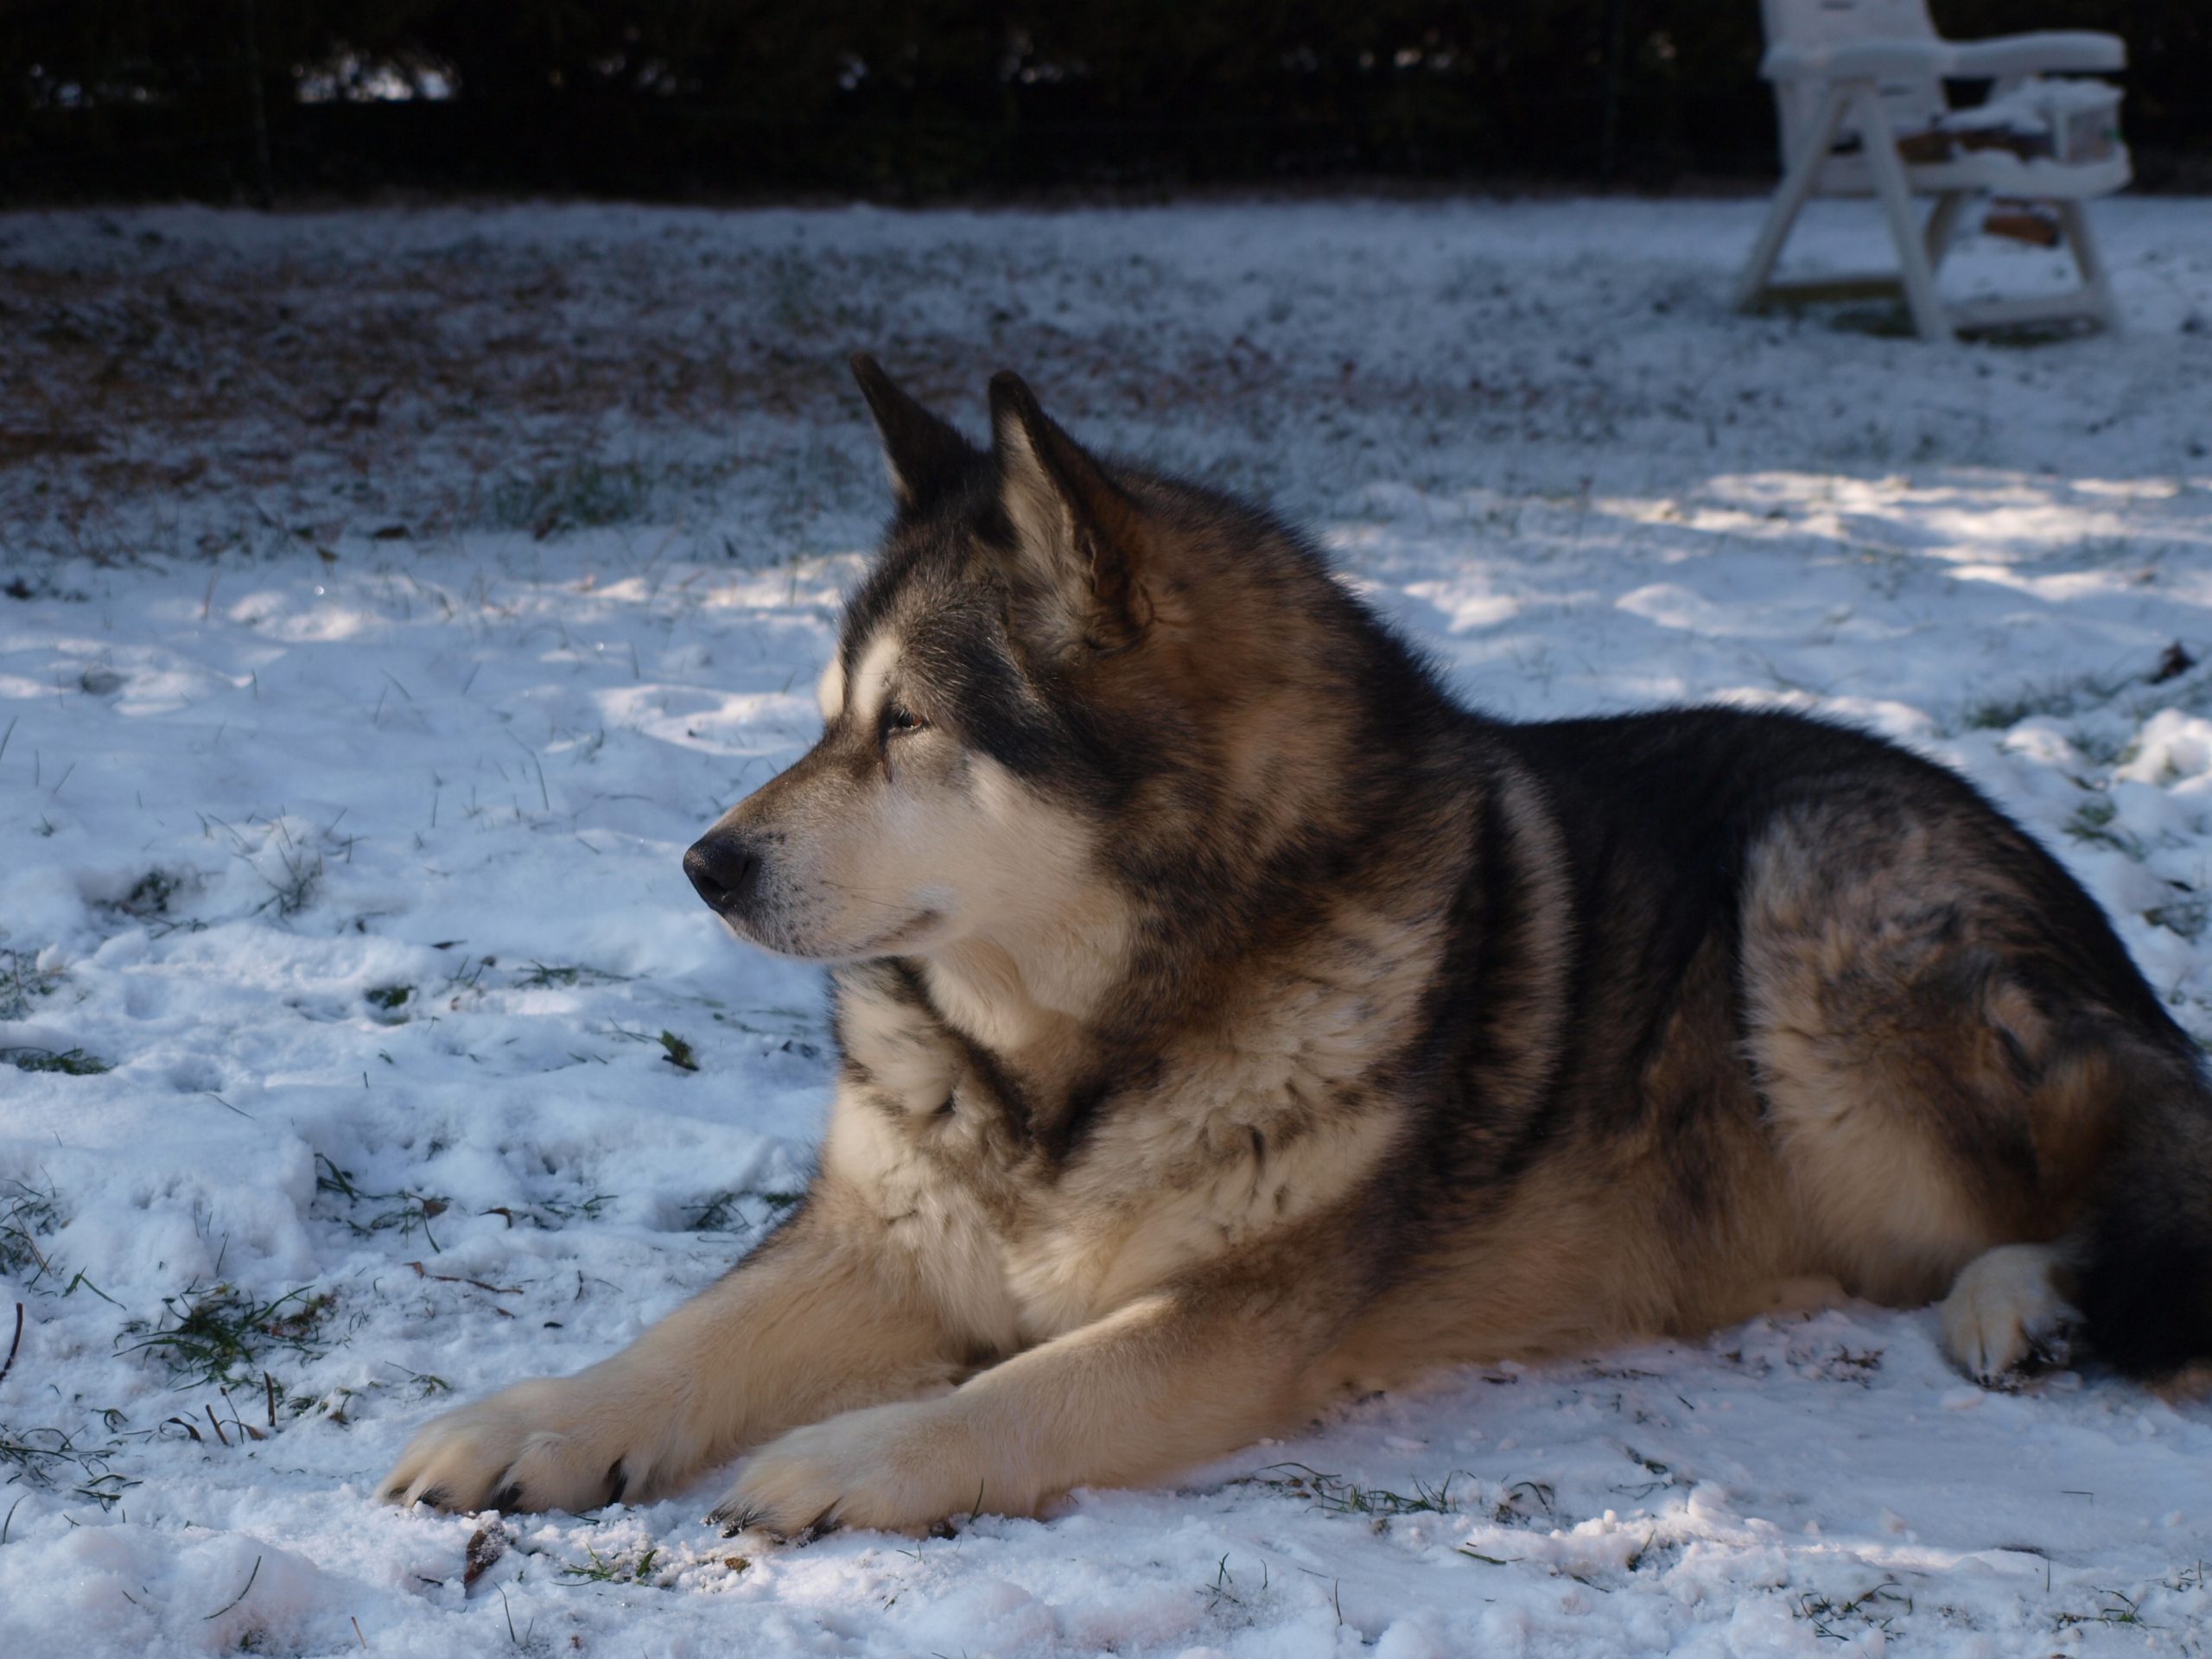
[[1733, 0, 2129, 340]]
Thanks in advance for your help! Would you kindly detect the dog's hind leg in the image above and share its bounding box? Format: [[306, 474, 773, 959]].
[[1944, 1036, 2212, 1386], [2075, 1060, 2212, 1382], [1740, 804, 2212, 1383], [1939, 1242, 2077, 1382]]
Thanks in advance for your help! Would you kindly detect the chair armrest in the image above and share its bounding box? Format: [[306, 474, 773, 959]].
[[1763, 31, 2125, 83], [1943, 32, 2126, 79]]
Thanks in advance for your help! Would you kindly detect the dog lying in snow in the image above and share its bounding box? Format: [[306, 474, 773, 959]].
[[383, 356, 2212, 1534]]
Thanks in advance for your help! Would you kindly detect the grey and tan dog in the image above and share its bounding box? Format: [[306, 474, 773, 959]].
[[383, 357, 2212, 1533]]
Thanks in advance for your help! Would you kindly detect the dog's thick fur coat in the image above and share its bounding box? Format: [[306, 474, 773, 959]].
[[383, 359, 2212, 1533]]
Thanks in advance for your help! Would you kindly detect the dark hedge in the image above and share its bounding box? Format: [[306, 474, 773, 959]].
[[2, 2, 2202, 203]]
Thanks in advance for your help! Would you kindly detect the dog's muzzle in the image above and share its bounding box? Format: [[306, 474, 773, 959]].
[[683, 834, 764, 919]]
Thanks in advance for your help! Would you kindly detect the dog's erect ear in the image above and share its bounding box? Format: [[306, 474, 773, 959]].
[[849, 353, 981, 514], [988, 371, 1152, 653]]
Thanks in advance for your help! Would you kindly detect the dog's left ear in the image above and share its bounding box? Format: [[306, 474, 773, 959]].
[[988, 372, 1152, 654]]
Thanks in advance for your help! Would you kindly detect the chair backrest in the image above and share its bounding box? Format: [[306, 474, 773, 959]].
[[1761, 0, 1950, 170]]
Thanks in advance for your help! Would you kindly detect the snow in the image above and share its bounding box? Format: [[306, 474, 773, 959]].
[[3, 196, 2210, 1657]]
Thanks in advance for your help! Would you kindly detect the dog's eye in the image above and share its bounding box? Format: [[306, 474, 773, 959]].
[[877, 704, 926, 781]]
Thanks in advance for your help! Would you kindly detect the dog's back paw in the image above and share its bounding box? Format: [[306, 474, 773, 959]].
[[1939, 1243, 2075, 1385]]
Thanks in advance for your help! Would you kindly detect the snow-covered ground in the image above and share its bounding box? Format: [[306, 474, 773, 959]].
[[2, 198, 2210, 1657]]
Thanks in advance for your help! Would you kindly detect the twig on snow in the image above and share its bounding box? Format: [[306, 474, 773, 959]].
[[0, 1304, 22, 1391]]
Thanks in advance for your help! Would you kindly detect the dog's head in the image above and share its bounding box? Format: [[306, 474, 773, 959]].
[[685, 355, 1389, 974]]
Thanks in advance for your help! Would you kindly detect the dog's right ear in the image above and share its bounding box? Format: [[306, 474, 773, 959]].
[[849, 353, 981, 514]]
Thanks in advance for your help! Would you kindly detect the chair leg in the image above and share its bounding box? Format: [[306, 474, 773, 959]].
[[1923, 190, 1971, 274], [1856, 92, 1953, 342], [2056, 200, 2121, 333], [1732, 81, 1851, 314]]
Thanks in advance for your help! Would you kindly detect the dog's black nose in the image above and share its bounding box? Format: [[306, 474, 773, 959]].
[[684, 836, 762, 916]]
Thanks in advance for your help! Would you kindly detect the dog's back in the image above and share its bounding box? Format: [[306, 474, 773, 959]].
[[1329, 702, 2210, 1390]]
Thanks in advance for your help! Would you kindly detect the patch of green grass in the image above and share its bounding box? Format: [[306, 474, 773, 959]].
[[302, 1384, 359, 1427], [0, 1176, 65, 1281], [536, 1192, 616, 1226], [118, 1281, 336, 1388], [364, 984, 413, 1014], [484, 459, 651, 537], [2063, 797, 2140, 855], [2055, 1588, 2154, 1632], [1198, 1551, 1264, 1618], [381, 1364, 453, 1401], [513, 962, 630, 990], [1611, 1446, 1686, 1501], [656, 1030, 698, 1072], [683, 1188, 804, 1233], [252, 846, 322, 919], [1237, 1462, 1472, 1519], [684, 1191, 744, 1230], [118, 869, 179, 918], [1493, 1478, 1558, 1527], [1796, 1578, 1913, 1641], [558, 1543, 664, 1586], [0, 1422, 138, 1510], [109, 867, 207, 938], [2, 1046, 110, 1076], [2145, 896, 2208, 940], [312, 1154, 452, 1250], [0, 1179, 115, 1303], [0, 949, 61, 1021], [480, 1191, 616, 1230], [1961, 672, 2128, 732]]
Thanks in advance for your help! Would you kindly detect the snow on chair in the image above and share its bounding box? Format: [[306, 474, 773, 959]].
[[1733, 0, 2128, 341]]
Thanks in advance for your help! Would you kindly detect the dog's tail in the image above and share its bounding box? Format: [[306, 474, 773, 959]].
[[2076, 1046, 2212, 1377]]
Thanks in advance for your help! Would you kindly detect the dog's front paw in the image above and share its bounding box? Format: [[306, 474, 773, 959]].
[[710, 1400, 1007, 1537], [382, 1364, 693, 1514]]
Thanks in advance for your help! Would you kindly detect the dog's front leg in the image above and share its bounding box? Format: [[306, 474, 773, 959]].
[[380, 1185, 967, 1513], [717, 1274, 1334, 1535]]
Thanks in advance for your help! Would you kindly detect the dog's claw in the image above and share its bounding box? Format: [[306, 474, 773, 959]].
[[707, 1501, 842, 1544], [710, 1503, 761, 1538]]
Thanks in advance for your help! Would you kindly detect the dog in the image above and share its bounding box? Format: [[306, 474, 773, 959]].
[[383, 355, 2212, 1534]]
